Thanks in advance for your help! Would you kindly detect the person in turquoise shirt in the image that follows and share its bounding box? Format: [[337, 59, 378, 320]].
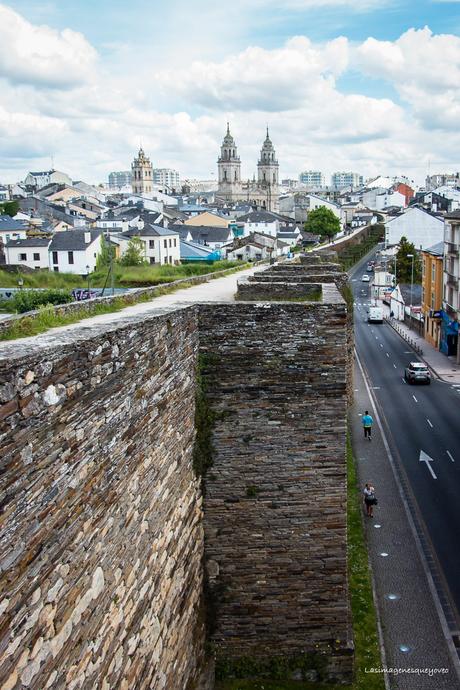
[[362, 411, 373, 441]]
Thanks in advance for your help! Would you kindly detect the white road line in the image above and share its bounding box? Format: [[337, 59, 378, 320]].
[[402, 378, 406, 384], [427, 419, 434, 428], [380, 344, 383, 348], [393, 364, 397, 369], [386, 353, 389, 357], [420, 450, 437, 479], [412, 395, 418, 403], [447, 451, 455, 463]]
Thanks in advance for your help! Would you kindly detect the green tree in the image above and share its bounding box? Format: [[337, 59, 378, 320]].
[[0, 200, 20, 217], [120, 237, 147, 266], [394, 236, 422, 284], [304, 206, 341, 240], [96, 234, 116, 270]]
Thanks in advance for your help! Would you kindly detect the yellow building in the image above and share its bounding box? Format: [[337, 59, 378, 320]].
[[183, 211, 230, 228], [421, 241, 444, 348]]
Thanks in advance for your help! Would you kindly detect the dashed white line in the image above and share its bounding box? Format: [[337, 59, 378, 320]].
[[386, 353, 390, 357], [380, 344, 383, 348], [393, 364, 397, 369], [412, 395, 418, 403], [447, 450, 455, 463], [402, 378, 407, 384], [427, 419, 434, 428]]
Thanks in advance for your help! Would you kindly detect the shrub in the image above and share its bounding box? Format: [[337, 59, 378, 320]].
[[10, 289, 73, 314]]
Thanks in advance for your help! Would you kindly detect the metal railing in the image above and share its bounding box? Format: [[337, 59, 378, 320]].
[[384, 315, 424, 355]]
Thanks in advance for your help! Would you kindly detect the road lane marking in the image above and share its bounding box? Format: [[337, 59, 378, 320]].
[[393, 364, 397, 369], [420, 450, 437, 479], [427, 419, 433, 428], [380, 344, 383, 348], [372, 386, 381, 390], [447, 451, 455, 463], [386, 353, 389, 357], [412, 395, 418, 403], [402, 378, 406, 384]]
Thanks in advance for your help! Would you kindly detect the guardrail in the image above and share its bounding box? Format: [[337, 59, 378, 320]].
[[384, 315, 424, 355]]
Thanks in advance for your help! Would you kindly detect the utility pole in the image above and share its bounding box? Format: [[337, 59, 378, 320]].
[[407, 253, 414, 329]]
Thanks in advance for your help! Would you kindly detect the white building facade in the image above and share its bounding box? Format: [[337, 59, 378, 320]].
[[385, 207, 444, 249]]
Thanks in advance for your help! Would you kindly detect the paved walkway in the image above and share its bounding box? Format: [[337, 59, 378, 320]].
[[352, 358, 460, 689], [380, 303, 460, 384]]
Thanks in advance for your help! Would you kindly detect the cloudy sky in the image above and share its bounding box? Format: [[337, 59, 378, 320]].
[[0, 0, 459, 185]]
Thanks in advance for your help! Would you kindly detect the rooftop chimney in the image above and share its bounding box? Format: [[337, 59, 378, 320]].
[[84, 231, 91, 244]]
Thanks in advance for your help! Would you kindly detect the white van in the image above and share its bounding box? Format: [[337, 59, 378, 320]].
[[368, 306, 383, 323]]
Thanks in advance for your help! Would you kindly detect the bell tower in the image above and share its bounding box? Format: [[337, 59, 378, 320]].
[[256, 128, 279, 210], [217, 123, 242, 201], [131, 147, 153, 196]]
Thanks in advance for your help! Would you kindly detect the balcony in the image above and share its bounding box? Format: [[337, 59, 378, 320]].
[[445, 269, 459, 286], [445, 241, 459, 256], [444, 301, 458, 318]]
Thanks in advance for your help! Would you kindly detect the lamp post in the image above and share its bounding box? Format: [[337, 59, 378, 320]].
[[407, 253, 414, 326], [86, 264, 91, 296]]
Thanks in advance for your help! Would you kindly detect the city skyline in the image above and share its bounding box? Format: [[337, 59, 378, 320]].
[[1, 1, 460, 184]]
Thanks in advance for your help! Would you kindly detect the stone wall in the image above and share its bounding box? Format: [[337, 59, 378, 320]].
[[0, 306, 211, 690], [199, 297, 353, 683], [236, 278, 322, 301]]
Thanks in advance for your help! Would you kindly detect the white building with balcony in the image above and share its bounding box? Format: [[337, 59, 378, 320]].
[[442, 212, 460, 357]]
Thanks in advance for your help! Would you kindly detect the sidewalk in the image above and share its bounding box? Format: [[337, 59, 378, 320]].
[[380, 303, 460, 384], [351, 358, 460, 689]]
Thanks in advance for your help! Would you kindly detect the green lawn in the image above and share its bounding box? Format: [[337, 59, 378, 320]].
[[0, 260, 243, 290]]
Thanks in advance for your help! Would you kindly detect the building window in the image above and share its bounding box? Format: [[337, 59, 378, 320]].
[[19, 253, 27, 261], [169, 238, 172, 247], [174, 238, 176, 247], [149, 240, 155, 248], [163, 256, 168, 264], [149, 257, 155, 264], [52, 251, 58, 265], [54, 267, 59, 272], [68, 251, 74, 264], [431, 263, 435, 282], [431, 292, 435, 309], [33, 253, 40, 261], [164, 239, 167, 248]]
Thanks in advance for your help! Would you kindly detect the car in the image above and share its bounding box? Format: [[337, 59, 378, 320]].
[[404, 362, 431, 384], [366, 263, 374, 272], [361, 274, 370, 282]]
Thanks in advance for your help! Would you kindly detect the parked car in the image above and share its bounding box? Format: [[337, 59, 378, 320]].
[[404, 362, 431, 384], [361, 274, 370, 282], [366, 263, 374, 272]]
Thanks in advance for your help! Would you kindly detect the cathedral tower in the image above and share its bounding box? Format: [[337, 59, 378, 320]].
[[217, 123, 242, 201], [131, 147, 153, 196], [257, 128, 279, 190]]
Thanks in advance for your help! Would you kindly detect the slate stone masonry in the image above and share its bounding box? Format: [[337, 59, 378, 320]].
[[199, 292, 354, 682], [0, 307, 211, 690]]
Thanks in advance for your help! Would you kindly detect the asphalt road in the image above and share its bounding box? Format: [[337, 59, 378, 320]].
[[351, 251, 460, 629]]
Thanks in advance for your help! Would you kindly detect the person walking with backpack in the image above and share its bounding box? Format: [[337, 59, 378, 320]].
[[362, 410, 373, 441], [363, 483, 377, 517]]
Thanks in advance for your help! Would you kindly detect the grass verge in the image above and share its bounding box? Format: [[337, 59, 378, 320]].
[[346, 432, 385, 690], [215, 434, 384, 690]]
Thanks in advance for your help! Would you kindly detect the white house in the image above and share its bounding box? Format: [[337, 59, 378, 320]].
[[123, 223, 181, 265], [0, 216, 28, 244], [390, 283, 422, 321], [5, 238, 50, 270], [24, 169, 73, 190], [385, 206, 444, 249], [226, 240, 271, 262], [306, 194, 344, 224], [48, 229, 103, 274], [0, 185, 10, 201], [237, 211, 280, 238], [174, 225, 234, 250]]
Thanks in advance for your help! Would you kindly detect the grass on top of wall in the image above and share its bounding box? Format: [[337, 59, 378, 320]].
[[0, 263, 253, 341], [0, 260, 244, 290]]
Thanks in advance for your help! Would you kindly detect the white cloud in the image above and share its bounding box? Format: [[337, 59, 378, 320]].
[[354, 27, 460, 128], [0, 3, 98, 88], [159, 36, 349, 111]]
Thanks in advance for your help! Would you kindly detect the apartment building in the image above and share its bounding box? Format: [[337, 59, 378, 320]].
[[441, 212, 460, 357]]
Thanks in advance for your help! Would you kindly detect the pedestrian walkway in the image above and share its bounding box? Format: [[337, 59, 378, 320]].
[[352, 357, 460, 689], [380, 303, 460, 384]]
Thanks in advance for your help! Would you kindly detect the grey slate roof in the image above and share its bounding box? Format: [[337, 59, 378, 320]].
[[124, 223, 179, 239], [423, 241, 444, 256], [180, 240, 215, 259], [171, 225, 232, 243], [0, 215, 28, 231], [237, 211, 279, 223], [49, 230, 102, 251], [396, 283, 422, 306], [6, 238, 50, 248]]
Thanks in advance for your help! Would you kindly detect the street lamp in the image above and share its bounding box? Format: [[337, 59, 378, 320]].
[[407, 253, 414, 323], [86, 264, 91, 295]]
